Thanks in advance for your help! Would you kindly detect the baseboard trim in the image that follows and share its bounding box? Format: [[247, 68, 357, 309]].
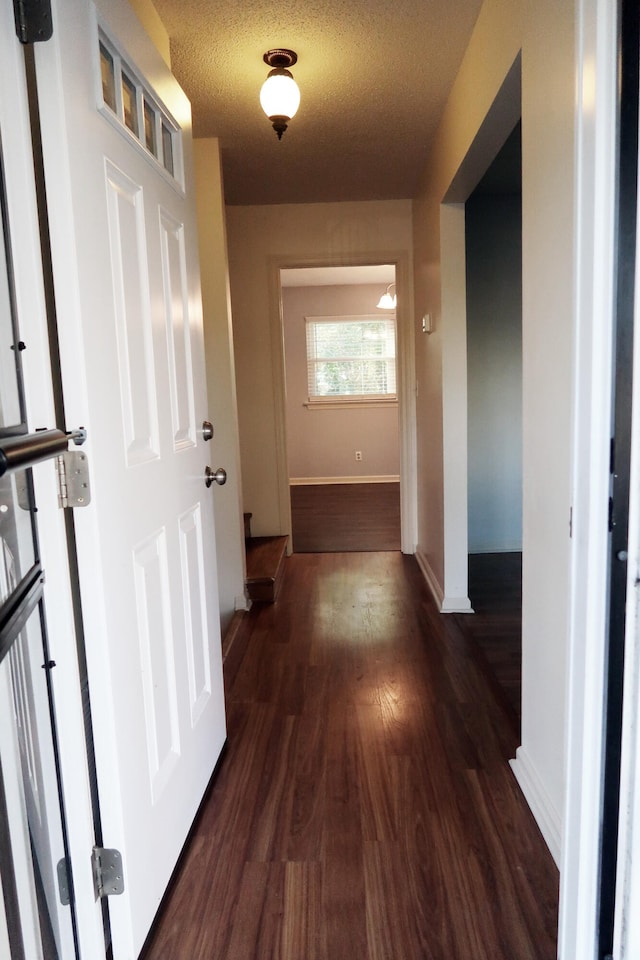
[[441, 595, 474, 613], [234, 593, 251, 612], [221, 610, 247, 664], [415, 550, 473, 613], [415, 549, 444, 610], [289, 475, 400, 485], [510, 746, 562, 867]]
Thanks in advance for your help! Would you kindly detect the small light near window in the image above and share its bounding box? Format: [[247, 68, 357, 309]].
[[376, 283, 397, 310]]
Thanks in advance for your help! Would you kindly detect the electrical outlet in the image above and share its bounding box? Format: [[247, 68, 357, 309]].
[[355, 451, 362, 461]]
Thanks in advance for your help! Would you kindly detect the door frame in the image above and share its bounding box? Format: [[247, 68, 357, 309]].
[[0, 7, 105, 958], [267, 250, 417, 554], [558, 0, 620, 954], [433, 56, 521, 615]]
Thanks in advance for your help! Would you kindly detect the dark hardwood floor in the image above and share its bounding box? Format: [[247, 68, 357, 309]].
[[290, 482, 401, 552], [141, 551, 557, 960], [455, 551, 522, 731]]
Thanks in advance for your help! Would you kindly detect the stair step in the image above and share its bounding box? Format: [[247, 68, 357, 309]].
[[245, 535, 288, 603]]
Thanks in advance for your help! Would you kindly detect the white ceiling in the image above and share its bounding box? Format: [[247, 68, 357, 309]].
[[151, 0, 484, 205], [280, 264, 395, 287]]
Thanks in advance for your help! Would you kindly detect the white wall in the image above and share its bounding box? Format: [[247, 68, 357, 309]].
[[412, 0, 575, 861], [466, 194, 522, 554], [193, 139, 247, 632], [225, 200, 413, 537], [283, 283, 400, 481]]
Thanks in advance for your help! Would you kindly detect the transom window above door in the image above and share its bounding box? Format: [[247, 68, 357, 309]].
[[305, 315, 397, 404], [98, 29, 182, 185]]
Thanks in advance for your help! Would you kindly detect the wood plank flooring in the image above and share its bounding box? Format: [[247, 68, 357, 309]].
[[290, 483, 401, 552], [140, 552, 557, 960], [455, 552, 522, 731]]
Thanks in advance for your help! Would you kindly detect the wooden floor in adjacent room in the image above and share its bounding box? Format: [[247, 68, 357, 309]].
[[140, 551, 557, 960], [290, 482, 401, 552]]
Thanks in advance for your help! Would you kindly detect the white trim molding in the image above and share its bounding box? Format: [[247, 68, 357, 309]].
[[511, 747, 562, 867], [558, 0, 618, 955], [441, 595, 473, 614], [416, 549, 473, 613], [290, 475, 400, 485], [415, 549, 444, 609], [269, 251, 418, 556]]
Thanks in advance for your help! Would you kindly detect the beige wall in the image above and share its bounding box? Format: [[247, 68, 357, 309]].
[[283, 283, 400, 481], [127, 0, 171, 67], [225, 200, 413, 537], [412, 0, 574, 859]]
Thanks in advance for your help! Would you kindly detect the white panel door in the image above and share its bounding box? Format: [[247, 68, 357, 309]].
[[33, 1, 227, 956]]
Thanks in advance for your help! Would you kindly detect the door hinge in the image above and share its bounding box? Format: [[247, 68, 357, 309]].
[[13, 0, 53, 43], [56, 857, 71, 906], [91, 847, 125, 900], [56, 450, 91, 509]]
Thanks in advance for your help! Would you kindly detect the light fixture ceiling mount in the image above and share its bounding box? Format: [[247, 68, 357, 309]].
[[260, 48, 300, 140], [263, 48, 298, 70]]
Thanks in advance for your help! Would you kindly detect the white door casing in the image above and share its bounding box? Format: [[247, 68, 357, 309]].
[[33, 0, 227, 955]]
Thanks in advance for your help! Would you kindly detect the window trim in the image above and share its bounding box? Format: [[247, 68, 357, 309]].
[[96, 26, 184, 190], [305, 314, 397, 405]]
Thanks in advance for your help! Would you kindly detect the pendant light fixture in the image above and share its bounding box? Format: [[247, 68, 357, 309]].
[[260, 49, 300, 140], [376, 283, 397, 309]]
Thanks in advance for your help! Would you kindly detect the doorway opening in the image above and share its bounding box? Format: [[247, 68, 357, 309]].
[[280, 265, 401, 553], [465, 122, 523, 727]]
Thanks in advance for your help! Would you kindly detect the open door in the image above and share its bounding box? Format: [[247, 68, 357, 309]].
[[30, 0, 227, 955]]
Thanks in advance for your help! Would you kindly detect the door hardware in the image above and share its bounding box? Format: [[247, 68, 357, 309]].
[[91, 847, 124, 900], [205, 466, 227, 487], [0, 426, 86, 478], [202, 420, 214, 441], [56, 858, 71, 906], [56, 451, 91, 508]]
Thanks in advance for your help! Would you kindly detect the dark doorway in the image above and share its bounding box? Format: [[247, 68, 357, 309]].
[[465, 122, 523, 722]]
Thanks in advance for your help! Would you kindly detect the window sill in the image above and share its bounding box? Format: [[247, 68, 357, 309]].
[[304, 398, 398, 410]]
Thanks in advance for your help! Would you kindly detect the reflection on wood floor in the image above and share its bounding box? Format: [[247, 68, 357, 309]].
[[141, 551, 557, 960]]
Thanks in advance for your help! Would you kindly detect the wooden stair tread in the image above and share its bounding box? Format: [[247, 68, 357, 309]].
[[245, 535, 288, 602]]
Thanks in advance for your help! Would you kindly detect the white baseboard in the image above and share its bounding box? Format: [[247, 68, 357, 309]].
[[415, 550, 473, 613], [289, 475, 400, 485], [510, 746, 562, 867], [415, 549, 444, 609], [441, 595, 473, 613], [234, 594, 251, 612]]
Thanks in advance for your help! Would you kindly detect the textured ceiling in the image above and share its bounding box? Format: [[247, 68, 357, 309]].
[[152, 0, 484, 205]]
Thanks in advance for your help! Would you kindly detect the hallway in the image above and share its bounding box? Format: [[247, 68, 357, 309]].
[[140, 552, 558, 960]]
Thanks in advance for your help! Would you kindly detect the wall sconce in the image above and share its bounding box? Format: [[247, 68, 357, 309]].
[[376, 283, 397, 309], [260, 49, 300, 140]]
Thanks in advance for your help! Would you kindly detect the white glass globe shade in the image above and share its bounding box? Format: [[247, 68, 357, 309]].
[[260, 72, 300, 120]]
